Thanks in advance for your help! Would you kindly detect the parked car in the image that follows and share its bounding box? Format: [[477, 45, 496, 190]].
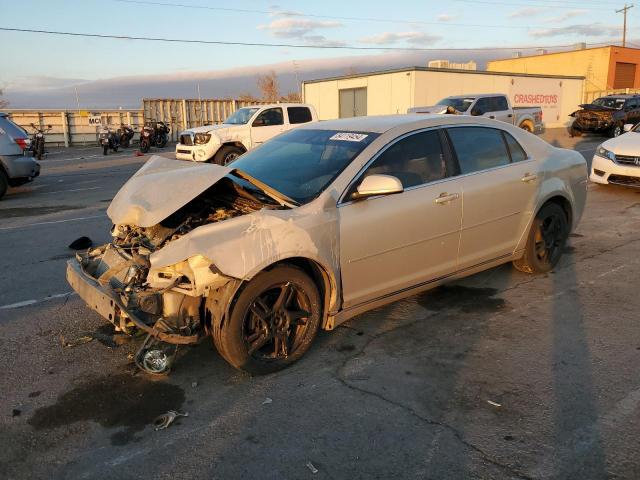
[[591, 121, 640, 187], [0, 113, 41, 199], [569, 94, 640, 138], [175, 103, 318, 164], [67, 114, 587, 375], [408, 94, 544, 133]]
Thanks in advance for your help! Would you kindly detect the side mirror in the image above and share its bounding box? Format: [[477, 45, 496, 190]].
[[252, 117, 265, 127], [47, 124, 52, 129], [353, 174, 403, 200], [471, 108, 483, 116], [624, 123, 634, 132]]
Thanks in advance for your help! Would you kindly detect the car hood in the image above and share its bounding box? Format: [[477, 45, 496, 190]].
[[578, 104, 617, 111], [601, 131, 640, 156], [407, 105, 452, 114], [181, 123, 243, 135], [107, 156, 233, 227]]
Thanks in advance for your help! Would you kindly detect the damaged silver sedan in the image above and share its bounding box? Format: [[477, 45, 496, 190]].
[[67, 115, 588, 375]]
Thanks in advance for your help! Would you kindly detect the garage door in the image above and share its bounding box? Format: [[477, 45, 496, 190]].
[[339, 88, 367, 118], [614, 62, 637, 89]]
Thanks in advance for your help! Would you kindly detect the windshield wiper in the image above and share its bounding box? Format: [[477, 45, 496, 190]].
[[230, 170, 300, 208]]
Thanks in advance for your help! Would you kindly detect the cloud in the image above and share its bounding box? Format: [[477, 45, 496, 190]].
[[545, 10, 587, 23], [529, 23, 621, 38], [361, 31, 441, 46], [508, 7, 544, 19], [437, 14, 458, 22], [259, 18, 341, 38]]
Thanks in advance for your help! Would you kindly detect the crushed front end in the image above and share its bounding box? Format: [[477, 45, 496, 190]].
[[66, 160, 278, 374]]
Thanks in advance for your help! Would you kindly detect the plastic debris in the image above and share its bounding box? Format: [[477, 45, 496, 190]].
[[262, 397, 272, 405], [306, 461, 318, 474], [487, 400, 502, 408], [62, 335, 93, 348], [153, 410, 188, 430], [68, 236, 93, 250]]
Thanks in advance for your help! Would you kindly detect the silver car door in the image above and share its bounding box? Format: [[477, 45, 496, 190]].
[[446, 126, 540, 269], [338, 129, 462, 308]]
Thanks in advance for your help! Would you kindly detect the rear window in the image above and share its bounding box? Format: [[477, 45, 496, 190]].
[[447, 127, 511, 174], [287, 107, 313, 124], [0, 117, 28, 139], [503, 132, 528, 162]]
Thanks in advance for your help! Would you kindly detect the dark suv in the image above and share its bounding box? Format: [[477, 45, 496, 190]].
[[569, 94, 640, 138], [0, 113, 40, 199]]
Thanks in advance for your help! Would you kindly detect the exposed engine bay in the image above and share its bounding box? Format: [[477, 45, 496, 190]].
[[70, 175, 282, 374]]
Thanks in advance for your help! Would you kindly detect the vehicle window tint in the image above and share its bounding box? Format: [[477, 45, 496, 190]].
[[0, 117, 28, 138], [254, 108, 284, 126], [503, 132, 528, 162], [363, 130, 447, 188], [494, 96, 509, 111], [473, 98, 492, 114], [447, 127, 511, 173], [287, 107, 312, 124]]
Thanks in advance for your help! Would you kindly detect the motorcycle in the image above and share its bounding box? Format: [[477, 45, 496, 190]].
[[29, 123, 52, 160], [98, 126, 120, 155], [118, 124, 135, 148], [139, 120, 170, 153]]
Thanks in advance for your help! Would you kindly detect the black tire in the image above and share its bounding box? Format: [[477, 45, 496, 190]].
[[610, 123, 623, 138], [568, 126, 582, 138], [213, 265, 322, 375], [158, 134, 168, 148], [36, 141, 44, 160], [114, 145, 119, 153], [103, 145, 108, 156], [213, 145, 244, 165], [120, 135, 129, 148], [513, 202, 569, 274], [140, 139, 150, 153], [0, 170, 8, 199]]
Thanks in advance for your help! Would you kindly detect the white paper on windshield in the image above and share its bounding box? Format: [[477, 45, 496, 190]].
[[330, 132, 368, 142]]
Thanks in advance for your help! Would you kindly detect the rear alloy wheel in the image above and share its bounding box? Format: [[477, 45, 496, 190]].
[[103, 145, 108, 155], [513, 203, 569, 274], [213, 266, 322, 375], [213, 145, 244, 165], [0, 170, 8, 199]]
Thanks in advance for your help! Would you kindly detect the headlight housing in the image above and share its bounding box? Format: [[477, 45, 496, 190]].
[[194, 133, 211, 145], [595, 146, 616, 161]]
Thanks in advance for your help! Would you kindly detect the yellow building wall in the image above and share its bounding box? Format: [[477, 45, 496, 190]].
[[487, 47, 611, 93]]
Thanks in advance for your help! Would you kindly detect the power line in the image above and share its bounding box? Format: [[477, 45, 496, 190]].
[[0, 27, 615, 51]]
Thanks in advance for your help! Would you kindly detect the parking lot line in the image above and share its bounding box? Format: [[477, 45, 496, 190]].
[[33, 186, 101, 196], [0, 214, 106, 231], [0, 292, 74, 310]]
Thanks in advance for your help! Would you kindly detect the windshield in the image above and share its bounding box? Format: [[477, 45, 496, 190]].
[[437, 97, 475, 112], [230, 129, 380, 204], [592, 97, 626, 110], [223, 107, 260, 125]]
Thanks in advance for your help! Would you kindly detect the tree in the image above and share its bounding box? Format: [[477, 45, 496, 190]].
[[237, 92, 259, 103], [280, 91, 301, 102], [256, 70, 280, 102], [0, 89, 8, 109]]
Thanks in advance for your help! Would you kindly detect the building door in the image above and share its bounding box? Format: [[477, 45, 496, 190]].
[[614, 62, 637, 89], [339, 88, 367, 118]]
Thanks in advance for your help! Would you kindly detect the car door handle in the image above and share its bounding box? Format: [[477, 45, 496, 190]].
[[489, 115, 495, 119], [521, 173, 538, 182], [507, 113, 513, 118], [434, 192, 460, 204]]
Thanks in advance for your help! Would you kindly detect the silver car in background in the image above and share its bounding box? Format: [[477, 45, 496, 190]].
[[0, 112, 41, 199], [67, 115, 587, 375]]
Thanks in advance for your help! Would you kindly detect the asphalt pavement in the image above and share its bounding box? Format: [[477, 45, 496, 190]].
[[1, 132, 640, 480]]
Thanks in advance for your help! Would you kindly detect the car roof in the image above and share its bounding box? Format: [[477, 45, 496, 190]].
[[603, 94, 640, 98], [298, 114, 501, 134], [242, 103, 313, 109]]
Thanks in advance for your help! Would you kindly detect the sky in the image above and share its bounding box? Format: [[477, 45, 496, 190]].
[[0, 0, 635, 96]]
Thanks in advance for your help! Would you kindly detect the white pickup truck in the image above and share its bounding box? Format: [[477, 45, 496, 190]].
[[408, 94, 544, 134], [176, 103, 318, 164]]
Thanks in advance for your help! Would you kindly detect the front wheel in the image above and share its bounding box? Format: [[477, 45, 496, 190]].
[[0, 170, 8, 199], [103, 145, 108, 155], [610, 123, 623, 138], [213, 145, 244, 165], [513, 202, 569, 274], [158, 134, 168, 148], [213, 266, 322, 375], [139, 139, 150, 153], [520, 120, 534, 133]]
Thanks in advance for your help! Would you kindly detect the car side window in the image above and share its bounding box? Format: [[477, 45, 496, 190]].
[[287, 107, 313, 124], [359, 130, 448, 190], [472, 98, 492, 115], [503, 131, 528, 162], [447, 127, 511, 174], [253, 108, 284, 127], [494, 96, 509, 111]]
